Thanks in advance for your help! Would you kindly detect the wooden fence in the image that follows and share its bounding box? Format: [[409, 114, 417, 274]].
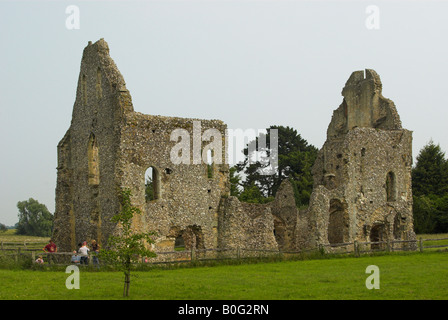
[[1, 237, 447, 266]]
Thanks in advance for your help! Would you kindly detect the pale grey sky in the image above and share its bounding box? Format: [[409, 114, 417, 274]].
[[1, 0, 447, 226]]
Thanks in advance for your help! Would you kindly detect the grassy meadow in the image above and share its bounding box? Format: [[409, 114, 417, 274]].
[[1, 230, 447, 300], [0, 229, 50, 243], [0, 251, 447, 300]]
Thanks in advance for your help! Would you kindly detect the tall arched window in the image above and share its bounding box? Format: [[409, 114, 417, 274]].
[[206, 149, 214, 179], [88, 133, 99, 185], [386, 171, 396, 202], [145, 166, 161, 201]]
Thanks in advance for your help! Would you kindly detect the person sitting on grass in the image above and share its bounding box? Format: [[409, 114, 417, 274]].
[[35, 255, 44, 264], [71, 251, 80, 264]]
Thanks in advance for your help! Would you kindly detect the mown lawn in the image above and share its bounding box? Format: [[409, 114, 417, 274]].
[[0, 251, 447, 300]]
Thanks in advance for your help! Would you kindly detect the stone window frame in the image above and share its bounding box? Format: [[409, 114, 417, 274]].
[[144, 166, 161, 201]]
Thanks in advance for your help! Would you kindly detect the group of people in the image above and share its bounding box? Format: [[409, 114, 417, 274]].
[[34, 239, 100, 266], [71, 240, 100, 266]]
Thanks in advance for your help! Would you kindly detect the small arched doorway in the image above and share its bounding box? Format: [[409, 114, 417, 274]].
[[328, 199, 348, 246], [273, 215, 287, 251], [370, 223, 386, 250]]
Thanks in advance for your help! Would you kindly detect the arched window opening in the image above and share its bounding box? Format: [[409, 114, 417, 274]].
[[386, 171, 396, 202], [87, 133, 99, 185], [145, 166, 161, 202], [206, 149, 214, 179]]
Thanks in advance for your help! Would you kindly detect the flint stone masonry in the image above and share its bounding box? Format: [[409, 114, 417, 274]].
[[52, 40, 416, 255], [305, 69, 416, 250]]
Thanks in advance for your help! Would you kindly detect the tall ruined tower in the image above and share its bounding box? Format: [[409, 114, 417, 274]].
[[305, 69, 416, 249]]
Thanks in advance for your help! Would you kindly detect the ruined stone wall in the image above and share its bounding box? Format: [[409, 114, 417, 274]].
[[53, 39, 278, 254], [217, 197, 278, 251], [270, 180, 299, 251], [118, 112, 229, 251], [53, 41, 416, 256], [305, 69, 416, 249], [53, 39, 131, 252]]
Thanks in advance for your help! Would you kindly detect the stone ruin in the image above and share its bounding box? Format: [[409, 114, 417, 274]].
[[52, 39, 416, 255]]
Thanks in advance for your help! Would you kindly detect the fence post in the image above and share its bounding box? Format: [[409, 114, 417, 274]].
[[15, 248, 21, 263], [190, 248, 196, 261], [236, 247, 240, 260], [386, 239, 390, 252], [31, 251, 36, 263], [354, 240, 359, 257], [1, 241, 3, 251], [419, 238, 423, 253]]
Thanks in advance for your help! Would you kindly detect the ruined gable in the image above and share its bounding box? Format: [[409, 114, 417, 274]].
[[53, 39, 278, 254], [306, 69, 416, 250], [53, 39, 133, 252], [327, 69, 402, 139]]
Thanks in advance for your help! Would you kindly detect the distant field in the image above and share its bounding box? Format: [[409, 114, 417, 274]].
[[0, 229, 50, 243], [0, 250, 447, 300]]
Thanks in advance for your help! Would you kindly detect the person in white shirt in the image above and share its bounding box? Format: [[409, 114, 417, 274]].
[[78, 241, 90, 265]]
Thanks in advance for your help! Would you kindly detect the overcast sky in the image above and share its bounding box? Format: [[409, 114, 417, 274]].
[[1, 0, 447, 226]]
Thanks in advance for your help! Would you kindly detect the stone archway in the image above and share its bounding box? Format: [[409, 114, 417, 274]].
[[328, 199, 349, 246], [169, 225, 204, 251], [370, 223, 386, 250], [273, 215, 287, 251]]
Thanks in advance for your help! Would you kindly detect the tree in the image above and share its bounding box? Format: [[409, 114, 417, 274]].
[[412, 141, 448, 234], [145, 175, 154, 202], [229, 166, 242, 197], [0, 223, 7, 233], [412, 140, 448, 197], [235, 125, 318, 207], [99, 189, 156, 297], [412, 195, 437, 234], [16, 198, 53, 237]]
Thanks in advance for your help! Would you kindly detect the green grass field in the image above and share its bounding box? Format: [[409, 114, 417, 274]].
[[0, 229, 50, 242], [0, 250, 447, 300]]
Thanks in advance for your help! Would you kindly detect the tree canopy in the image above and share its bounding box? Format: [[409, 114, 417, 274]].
[[16, 198, 53, 237], [412, 141, 448, 234], [234, 125, 318, 207]]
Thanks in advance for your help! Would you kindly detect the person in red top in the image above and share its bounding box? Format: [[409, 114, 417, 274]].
[[43, 239, 57, 264], [43, 239, 57, 253]]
